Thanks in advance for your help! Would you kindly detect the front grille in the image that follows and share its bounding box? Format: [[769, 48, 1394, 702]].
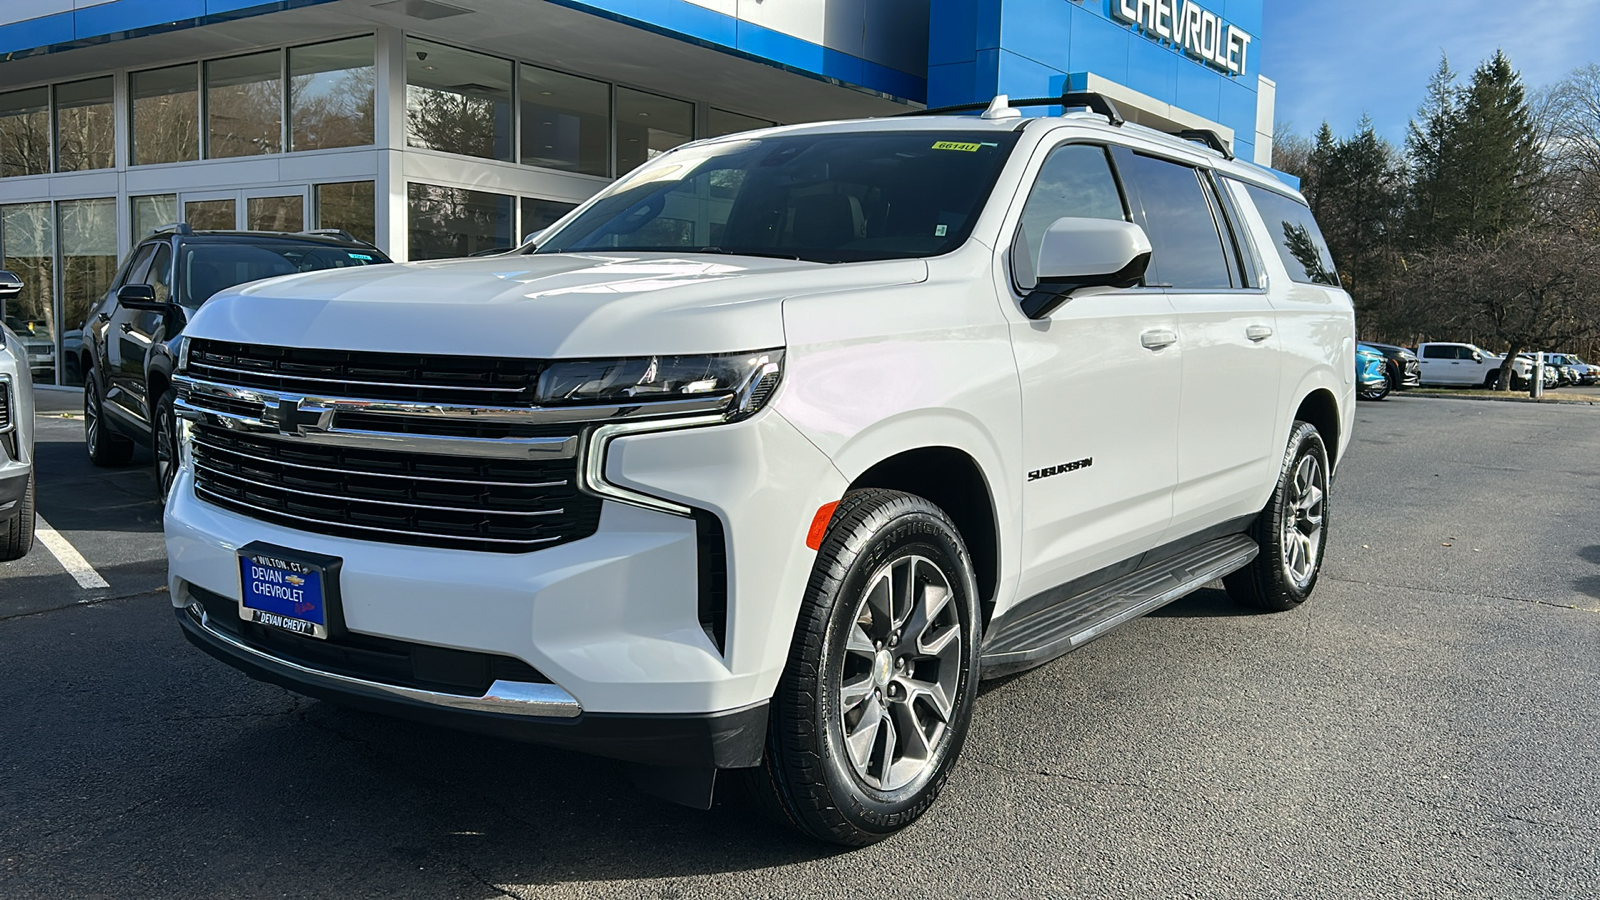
[[187, 339, 547, 406], [188, 584, 549, 695], [191, 425, 601, 553]]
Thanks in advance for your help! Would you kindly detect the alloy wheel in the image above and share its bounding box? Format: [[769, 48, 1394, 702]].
[[837, 554, 962, 792], [85, 384, 101, 454], [1280, 454, 1325, 588], [155, 405, 175, 497]]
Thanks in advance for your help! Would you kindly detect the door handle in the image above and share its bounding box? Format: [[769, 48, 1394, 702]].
[[1246, 325, 1273, 342], [1140, 329, 1178, 350]]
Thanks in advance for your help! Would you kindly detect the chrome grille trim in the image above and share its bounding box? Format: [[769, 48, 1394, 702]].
[[187, 361, 525, 394], [191, 459, 567, 517], [194, 484, 565, 548], [176, 397, 580, 461], [190, 432, 565, 489]]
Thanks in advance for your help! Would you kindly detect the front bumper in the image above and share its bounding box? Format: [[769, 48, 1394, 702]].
[[175, 602, 768, 767], [166, 407, 845, 747]]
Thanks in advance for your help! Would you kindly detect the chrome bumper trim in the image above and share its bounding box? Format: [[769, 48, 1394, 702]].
[[186, 603, 584, 718]]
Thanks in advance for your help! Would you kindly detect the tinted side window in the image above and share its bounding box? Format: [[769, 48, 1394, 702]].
[[1421, 345, 1451, 360], [1012, 144, 1125, 290], [1239, 182, 1340, 287], [147, 243, 173, 304], [117, 244, 158, 292], [1122, 153, 1233, 290]]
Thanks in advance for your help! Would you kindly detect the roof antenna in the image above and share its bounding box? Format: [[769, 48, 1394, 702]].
[[980, 94, 1021, 120]]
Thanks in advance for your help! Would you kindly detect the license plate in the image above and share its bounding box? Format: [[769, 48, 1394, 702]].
[[238, 543, 343, 640]]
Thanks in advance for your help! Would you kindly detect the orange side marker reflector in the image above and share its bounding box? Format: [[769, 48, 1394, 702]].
[[806, 501, 840, 550]]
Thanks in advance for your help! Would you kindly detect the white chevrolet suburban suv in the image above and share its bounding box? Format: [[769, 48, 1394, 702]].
[[165, 93, 1354, 845]]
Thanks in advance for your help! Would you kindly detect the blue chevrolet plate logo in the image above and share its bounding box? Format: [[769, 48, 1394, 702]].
[[239, 552, 327, 638]]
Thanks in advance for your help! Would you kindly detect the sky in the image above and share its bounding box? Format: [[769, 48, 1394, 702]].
[[1260, 0, 1600, 145]]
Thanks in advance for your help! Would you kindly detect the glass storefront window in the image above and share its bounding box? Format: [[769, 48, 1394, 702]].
[[0, 88, 50, 178], [0, 203, 57, 385], [405, 38, 512, 161], [132, 64, 200, 166], [616, 87, 693, 175], [708, 108, 775, 138], [133, 195, 179, 239], [57, 198, 117, 387], [519, 65, 609, 176], [207, 52, 283, 158], [407, 183, 513, 259], [55, 78, 115, 172], [290, 36, 375, 151], [185, 199, 237, 231], [315, 181, 376, 245], [247, 195, 305, 232], [521, 197, 577, 241]]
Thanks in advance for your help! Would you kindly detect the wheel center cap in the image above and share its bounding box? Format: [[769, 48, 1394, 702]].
[[873, 649, 893, 688]]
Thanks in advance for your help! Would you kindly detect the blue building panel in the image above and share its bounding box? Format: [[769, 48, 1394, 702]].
[[1066, 8, 1131, 86], [75, 0, 206, 38]]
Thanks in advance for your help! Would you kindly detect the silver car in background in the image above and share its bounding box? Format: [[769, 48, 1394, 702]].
[[0, 270, 36, 561]]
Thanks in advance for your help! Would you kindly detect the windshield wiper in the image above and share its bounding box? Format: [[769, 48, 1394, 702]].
[[689, 248, 815, 262]]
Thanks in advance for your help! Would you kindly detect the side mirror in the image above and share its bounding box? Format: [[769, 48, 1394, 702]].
[[0, 269, 20, 299], [117, 283, 167, 311], [1021, 218, 1153, 320], [1471, 351, 1483, 362]]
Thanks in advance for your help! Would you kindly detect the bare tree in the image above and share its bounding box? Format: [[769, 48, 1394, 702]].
[[1394, 226, 1600, 389]]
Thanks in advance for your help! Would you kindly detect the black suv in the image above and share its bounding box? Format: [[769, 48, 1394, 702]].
[[80, 226, 390, 496]]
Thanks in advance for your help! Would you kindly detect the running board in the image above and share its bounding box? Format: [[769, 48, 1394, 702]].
[[980, 534, 1258, 678]]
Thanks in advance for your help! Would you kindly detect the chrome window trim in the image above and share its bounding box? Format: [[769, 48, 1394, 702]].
[[184, 600, 583, 718]]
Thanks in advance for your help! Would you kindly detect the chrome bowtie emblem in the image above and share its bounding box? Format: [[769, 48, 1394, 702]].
[[263, 396, 333, 436]]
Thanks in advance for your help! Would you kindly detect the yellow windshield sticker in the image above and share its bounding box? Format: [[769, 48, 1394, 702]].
[[932, 141, 982, 152]]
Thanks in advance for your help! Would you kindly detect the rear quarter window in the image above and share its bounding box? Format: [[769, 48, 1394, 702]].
[[1237, 182, 1340, 287]]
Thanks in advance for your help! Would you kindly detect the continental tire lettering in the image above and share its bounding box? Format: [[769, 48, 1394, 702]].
[[1027, 457, 1094, 482]]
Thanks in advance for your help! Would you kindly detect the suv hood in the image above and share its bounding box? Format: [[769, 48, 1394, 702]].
[[186, 253, 928, 358]]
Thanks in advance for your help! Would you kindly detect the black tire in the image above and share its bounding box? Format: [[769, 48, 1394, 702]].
[[152, 390, 178, 501], [1224, 421, 1329, 611], [743, 488, 981, 846], [84, 368, 135, 467], [1, 471, 35, 562]]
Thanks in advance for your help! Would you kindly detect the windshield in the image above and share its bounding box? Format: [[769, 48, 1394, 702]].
[[180, 243, 389, 307], [535, 131, 1022, 263]]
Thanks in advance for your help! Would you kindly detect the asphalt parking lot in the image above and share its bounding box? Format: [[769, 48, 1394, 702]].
[[3, 390, 1598, 899]]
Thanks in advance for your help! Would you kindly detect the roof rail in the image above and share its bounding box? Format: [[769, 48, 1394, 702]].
[[297, 228, 374, 246], [1174, 129, 1234, 160], [898, 89, 1126, 127], [151, 222, 193, 236]]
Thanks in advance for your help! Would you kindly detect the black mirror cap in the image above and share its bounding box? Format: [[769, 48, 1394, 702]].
[[116, 283, 165, 310], [0, 269, 20, 299], [1021, 250, 1151, 320]]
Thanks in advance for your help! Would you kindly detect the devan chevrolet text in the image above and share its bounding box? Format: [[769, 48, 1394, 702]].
[[164, 92, 1355, 845]]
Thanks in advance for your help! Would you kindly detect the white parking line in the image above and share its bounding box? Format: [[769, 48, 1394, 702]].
[[34, 516, 110, 590]]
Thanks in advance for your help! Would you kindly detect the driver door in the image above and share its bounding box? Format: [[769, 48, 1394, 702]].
[[106, 242, 173, 430], [1000, 141, 1181, 602]]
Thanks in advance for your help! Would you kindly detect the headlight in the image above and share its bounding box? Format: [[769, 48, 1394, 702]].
[[175, 335, 191, 374], [535, 349, 783, 422]]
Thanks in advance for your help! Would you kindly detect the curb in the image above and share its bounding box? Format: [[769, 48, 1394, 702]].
[[1401, 391, 1600, 406]]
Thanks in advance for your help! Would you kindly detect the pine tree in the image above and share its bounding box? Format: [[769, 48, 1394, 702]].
[[1451, 50, 1542, 239], [1404, 53, 1458, 247]]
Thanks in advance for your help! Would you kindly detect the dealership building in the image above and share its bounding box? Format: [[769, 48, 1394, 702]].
[[0, 0, 1275, 387]]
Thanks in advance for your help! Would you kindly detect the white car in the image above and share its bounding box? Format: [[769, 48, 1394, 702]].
[[164, 93, 1355, 845], [1, 270, 37, 561], [1416, 341, 1536, 387]]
